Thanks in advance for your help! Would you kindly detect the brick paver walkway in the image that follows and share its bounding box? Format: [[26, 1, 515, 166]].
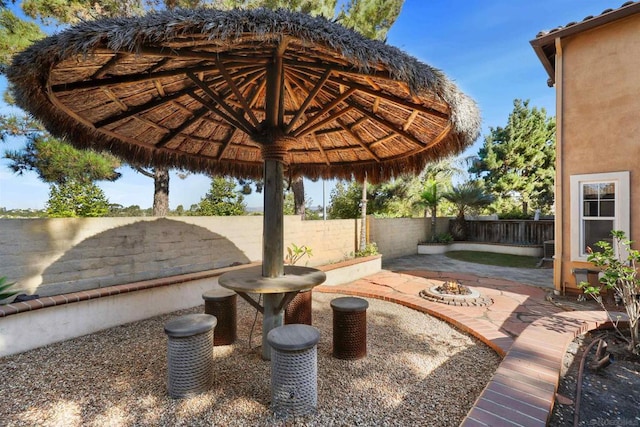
[[316, 261, 618, 426]]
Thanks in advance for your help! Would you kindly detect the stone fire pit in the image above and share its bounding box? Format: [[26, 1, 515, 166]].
[[419, 281, 493, 307]]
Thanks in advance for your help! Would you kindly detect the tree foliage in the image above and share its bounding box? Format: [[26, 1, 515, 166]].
[[414, 179, 441, 241], [337, 0, 402, 40], [193, 176, 246, 216], [469, 99, 555, 215], [327, 180, 361, 219], [216, 0, 335, 17], [367, 176, 419, 218], [0, 2, 126, 216], [108, 204, 154, 216], [0, 8, 44, 72], [46, 180, 110, 217], [328, 176, 420, 219], [1, 113, 121, 217], [443, 181, 493, 240], [4, 133, 121, 184]]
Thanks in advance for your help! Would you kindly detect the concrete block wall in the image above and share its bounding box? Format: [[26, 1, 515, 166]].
[[368, 216, 450, 259], [1, 216, 358, 298], [285, 217, 359, 265]]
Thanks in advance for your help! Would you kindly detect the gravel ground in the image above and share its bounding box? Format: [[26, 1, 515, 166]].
[[549, 329, 640, 426], [0, 293, 500, 426]]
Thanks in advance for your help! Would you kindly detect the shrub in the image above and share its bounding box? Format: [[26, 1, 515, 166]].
[[355, 242, 379, 257], [284, 243, 313, 265], [0, 276, 18, 304], [578, 230, 640, 354], [498, 210, 532, 220], [419, 233, 453, 245]]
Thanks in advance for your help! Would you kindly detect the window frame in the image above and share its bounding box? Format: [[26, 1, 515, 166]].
[[570, 171, 630, 261]]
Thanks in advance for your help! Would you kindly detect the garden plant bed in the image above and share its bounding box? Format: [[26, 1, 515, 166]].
[[549, 328, 640, 426]]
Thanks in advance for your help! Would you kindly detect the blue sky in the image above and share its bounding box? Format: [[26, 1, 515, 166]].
[[0, 0, 623, 210]]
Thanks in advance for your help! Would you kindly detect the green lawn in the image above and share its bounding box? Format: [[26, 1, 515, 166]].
[[444, 251, 540, 268]]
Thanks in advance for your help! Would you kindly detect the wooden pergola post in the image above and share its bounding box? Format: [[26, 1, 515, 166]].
[[262, 43, 287, 279]]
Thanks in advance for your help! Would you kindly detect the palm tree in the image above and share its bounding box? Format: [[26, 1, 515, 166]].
[[413, 156, 470, 242], [443, 182, 493, 241], [414, 179, 442, 242]]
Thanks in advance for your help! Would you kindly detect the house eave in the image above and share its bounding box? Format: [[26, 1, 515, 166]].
[[530, 2, 640, 84]]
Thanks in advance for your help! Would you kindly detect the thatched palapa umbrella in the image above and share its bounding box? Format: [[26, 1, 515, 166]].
[[8, 8, 480, 358]]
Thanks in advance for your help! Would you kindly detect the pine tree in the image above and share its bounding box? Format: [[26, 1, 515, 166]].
[[470, 99, 556, 215], [0, 8, 43, 73], [193, 176, 246, 216]]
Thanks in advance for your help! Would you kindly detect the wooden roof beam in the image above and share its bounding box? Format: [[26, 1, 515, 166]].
[[91, 53, 129, 79], [52, 64, 219, 92], [215, 57, 260, 127], [369, 133, 397, 148], [187, 71, 256, 134], [215, 128, 238, 160], [94, 87, 198, 128], [155, 107, 209, 148], [291, 87, 356, 137], [101, 87, 128, 111], [337, 118, 381, 162], [346, 99, 426, 148], [284, 68, 331, 133], [298, 66, 448, 120], [311, 133, 331, 166], [403, 110, 419, 131], [188, 91, 254, 135], [327, 75, 449, 120], [292, 106, 353, 138]]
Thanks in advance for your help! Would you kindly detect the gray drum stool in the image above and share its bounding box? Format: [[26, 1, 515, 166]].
[[267, 324, 321, 418], [284, 289, 313, 325], [164, 313, 217, 398], [330, 297, 369, 360], [202, 288, 237, 345]]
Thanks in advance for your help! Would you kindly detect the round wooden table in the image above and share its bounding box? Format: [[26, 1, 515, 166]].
[[219, 265, 326, 359]]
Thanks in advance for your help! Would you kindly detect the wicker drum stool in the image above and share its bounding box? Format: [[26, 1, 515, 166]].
[[284, 290, 312, 325], [202, 288, 237, 345], [267, 324, 321, 418], [164, 313, 217, 398], [330, 297, 369, 360]]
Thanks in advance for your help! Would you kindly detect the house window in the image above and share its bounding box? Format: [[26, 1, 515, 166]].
[[570, 171, 630, 261]]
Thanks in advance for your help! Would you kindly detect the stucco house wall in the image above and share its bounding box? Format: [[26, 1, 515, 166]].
[[533, 5, 640, 293]]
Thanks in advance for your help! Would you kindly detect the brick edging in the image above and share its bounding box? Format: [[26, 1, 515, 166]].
[[0, 262, 259, 318], [316, 284, 624, 426], [461, 311, 622, 427], [315, 285, 514, 357], [0, 257, 384, 318]]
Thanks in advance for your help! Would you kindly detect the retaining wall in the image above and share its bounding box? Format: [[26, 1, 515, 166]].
[[0, 216, 360, 298], [0, 256, 382, 357]]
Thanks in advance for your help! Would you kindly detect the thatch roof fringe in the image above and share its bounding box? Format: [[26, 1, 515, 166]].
[[16, 8, 465, 102], [7, 7, 481, 183]]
